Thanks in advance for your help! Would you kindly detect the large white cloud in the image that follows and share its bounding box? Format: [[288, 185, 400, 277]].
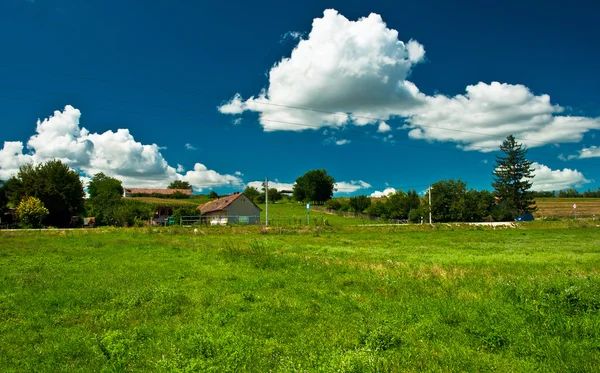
[[531, 162, 590, 191], [0, 105, 242, 191], [218, 9, 600, 151], [406, 82, 600, 152], [218, 9, 426, 132]]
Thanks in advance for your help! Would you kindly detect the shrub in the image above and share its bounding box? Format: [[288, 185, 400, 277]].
[[324, 198, 342, 210], [16, 196, 49, 228]]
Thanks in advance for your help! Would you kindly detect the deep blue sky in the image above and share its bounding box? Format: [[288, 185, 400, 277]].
[[1, 0, 599, 194]]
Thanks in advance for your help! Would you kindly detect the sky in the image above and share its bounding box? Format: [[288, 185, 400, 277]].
[[1, 0, 599, 197]]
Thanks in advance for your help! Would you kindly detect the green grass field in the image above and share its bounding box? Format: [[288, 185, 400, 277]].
[[1, 224, 599, 372]]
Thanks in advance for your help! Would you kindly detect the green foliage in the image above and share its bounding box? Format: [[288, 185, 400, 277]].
[[492, 135, 536, 218], [0, 180, 7, 213], [429, 179, 468, 222], [243, 186, 260, 201], [168, 180, 192, 190], [112, 199, 154, 227], [86, 173, 124, 226], [324, 198, 342, 210], [171, 206, 202, 224], [129, 192, 190, 199], [293, 169, 335, 203], [348, 195, 371, 214], [15, 196, 49, 228], [9, 160, 85, 227], [208, 191, 219, 199], [365, 201, 388, 218], [254, 188, 283, 204]]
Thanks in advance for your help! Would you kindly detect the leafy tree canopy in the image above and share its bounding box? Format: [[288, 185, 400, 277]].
[[208, 191, 219, 199], [491, 135, 536, 218], [349, 195, 371, 214], [16, 196, 49, 228], [86, 173, 124, 226], [243, 186, 260, 201], [168, 180, 192, 190], [293, 169, 335, 204], [11, 160, 85, 227]]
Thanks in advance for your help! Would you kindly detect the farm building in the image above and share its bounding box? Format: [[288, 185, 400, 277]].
[[198, 192, 261, 225], [123, 188, 193, 198]]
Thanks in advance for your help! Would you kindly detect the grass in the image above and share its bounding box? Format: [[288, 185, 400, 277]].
[[1, 224, 599, 372]]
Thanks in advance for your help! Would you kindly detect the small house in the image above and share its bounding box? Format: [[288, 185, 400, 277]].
[[198, 192, 261, 225]]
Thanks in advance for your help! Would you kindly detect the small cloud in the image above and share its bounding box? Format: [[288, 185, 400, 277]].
[[176, 164, 185, 173], [558, 154, 567, 161], [185, 143, 196, 151], [370, 187, 396, 197], [482, 159, 488, 164], [235, 171, 243, 176], [281, 31, 304, 43], [334, 180, 371, 194], [233, 118, 243, 125], [377, 121, 391, 133], [335, 139, 351, 146]]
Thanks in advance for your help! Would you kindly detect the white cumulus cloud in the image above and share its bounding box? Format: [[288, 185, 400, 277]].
[[406, 82, 600, 152], [570, 146, 600, 159], [218, 9, 600, 152], [218, 9, 425, 132], [335, 139, 351, 145], [370, 187, 396, 197], [0, 105, 243, 191], [334, 180, 371, 194], [530, 162, 590, 191]]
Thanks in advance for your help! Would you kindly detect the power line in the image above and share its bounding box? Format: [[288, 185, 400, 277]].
[[0, 63, 581, 147], [0, 92, 598, 168]]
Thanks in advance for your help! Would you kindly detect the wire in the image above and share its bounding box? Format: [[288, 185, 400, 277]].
[[0, 63, 585, 146], [0, 92, 598, 168]]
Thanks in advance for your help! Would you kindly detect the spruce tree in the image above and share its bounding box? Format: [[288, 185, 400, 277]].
[[492, 135, 536, 219]]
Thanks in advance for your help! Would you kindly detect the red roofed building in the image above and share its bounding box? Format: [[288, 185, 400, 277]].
[[198, 192, 261, 225]]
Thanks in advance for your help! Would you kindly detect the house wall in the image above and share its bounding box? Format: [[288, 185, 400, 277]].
[[227, 196, 261, 224]]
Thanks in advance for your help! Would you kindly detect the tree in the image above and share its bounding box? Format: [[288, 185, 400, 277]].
[[86, 173, 124, 226], [16, 196, 49, 228], [208, 191, 219, 199], [11, 160, 85, 227], [254, 189, 282, 204], [492, 135, 536, 219], [349, 195, 371, 215], [0, 180, 7, 214], [243, 186, 260, 201], [429, 179, 467, 222], [168, 180, 192, 190], [293, 169, 335, 204]]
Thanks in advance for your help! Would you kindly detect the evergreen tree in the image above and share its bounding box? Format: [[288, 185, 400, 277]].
[[491, 135, 536, 219]]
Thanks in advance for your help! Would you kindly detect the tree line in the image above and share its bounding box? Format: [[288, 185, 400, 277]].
[[0, 135, 585, 227]]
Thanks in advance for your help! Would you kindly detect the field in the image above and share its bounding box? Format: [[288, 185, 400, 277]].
[[536, 198, 600, 219], [1, 223, 599, 372]]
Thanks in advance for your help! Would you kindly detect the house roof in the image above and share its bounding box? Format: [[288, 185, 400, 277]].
[[124, 188, 193, 196], [198, 193, 262, 214]]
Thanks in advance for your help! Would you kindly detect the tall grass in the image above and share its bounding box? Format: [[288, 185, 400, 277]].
[[0, 225, 599, 372]]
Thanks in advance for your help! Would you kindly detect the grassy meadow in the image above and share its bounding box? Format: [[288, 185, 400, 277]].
[[1, 223, 599, 372]]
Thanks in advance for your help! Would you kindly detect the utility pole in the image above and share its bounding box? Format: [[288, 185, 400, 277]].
[[265, 177, 269, 226], [429, 185, 433, 225]]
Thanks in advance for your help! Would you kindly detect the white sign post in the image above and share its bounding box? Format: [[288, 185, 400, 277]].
[[573, 203, 577, 220], [306, 203, 310, 225]]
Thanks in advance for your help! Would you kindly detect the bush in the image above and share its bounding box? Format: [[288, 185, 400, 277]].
[[324, 199, 342, 210], [16, 196, 49, 228]]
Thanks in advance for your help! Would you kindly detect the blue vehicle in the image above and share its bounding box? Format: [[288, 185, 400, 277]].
[[515, 213, 534, 222]]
